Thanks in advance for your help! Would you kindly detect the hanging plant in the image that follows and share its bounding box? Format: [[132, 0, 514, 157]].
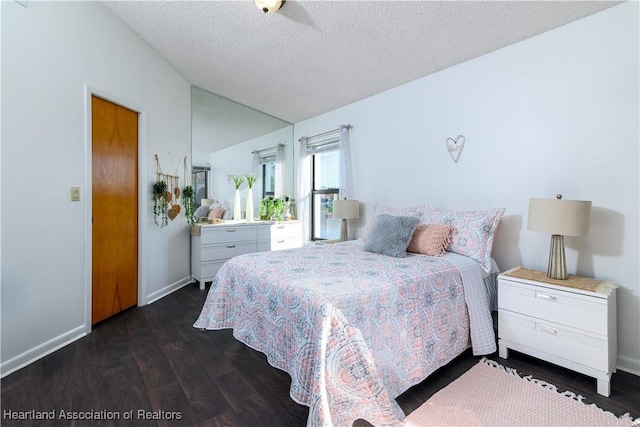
[[182, 185, 196, 225], [153, 180, 169, 227], [182, 157, 197, 225]]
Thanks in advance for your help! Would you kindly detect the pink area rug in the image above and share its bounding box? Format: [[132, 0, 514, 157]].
[[405, 358, 638, 427]]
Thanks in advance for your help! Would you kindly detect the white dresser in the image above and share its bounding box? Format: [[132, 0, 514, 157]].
[[191, 220, 302, 289], [498, 266, 617, 397]]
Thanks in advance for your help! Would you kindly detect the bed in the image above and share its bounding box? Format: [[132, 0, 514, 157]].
[[194, 236, 500, 426]]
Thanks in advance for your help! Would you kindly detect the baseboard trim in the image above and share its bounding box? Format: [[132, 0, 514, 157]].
[[0, 325, 87, 379], [146, 275, 193, 305], [616, 354, 640, 377], [1, 276, 193, 379]]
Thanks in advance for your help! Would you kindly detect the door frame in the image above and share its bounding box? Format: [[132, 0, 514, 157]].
[[83, 84, 148, 332]]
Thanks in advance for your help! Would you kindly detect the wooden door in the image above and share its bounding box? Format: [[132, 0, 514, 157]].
[[92, 96, 138, 324]]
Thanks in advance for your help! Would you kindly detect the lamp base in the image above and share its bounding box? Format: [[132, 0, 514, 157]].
[[340, 218, 348, 242], [547, 234, 568, 280]]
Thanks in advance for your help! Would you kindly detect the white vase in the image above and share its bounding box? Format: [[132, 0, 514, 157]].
[[233, 189, 242, 220], [246, 187, 254, 222]]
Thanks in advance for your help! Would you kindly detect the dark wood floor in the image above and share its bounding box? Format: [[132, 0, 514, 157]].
[[2, 283, 638, 426]]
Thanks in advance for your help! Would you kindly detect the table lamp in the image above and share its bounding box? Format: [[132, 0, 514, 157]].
[[333, 199, 359, 241], [527, 194, 591, 280]]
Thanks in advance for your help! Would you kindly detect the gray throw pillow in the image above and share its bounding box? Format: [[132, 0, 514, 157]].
[[194, 204, 210, 218], [363, 214, 421, 258]]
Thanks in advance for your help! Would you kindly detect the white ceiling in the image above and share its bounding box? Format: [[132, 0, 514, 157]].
[[103, 0, 620, 151]]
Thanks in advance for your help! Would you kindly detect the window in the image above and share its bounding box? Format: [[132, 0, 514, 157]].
[[311, 149, 341, 240], [192, 166, 210, 208], [262, 159, 276, 198]]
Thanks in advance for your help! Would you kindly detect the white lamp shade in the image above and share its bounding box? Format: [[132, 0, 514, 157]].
[[528, 197, 591, 237], [333, 200, 359, 220]]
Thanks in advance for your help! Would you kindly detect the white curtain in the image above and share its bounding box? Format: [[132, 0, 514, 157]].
[[275, 143, 285, 198], [338, 125, 358, 240], [296, 137, 311, 242], [251, 151, 260, 178]]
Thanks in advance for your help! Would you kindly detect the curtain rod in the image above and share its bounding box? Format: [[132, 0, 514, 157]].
[[299, 124, 352, 142], [252, 143, 285, 155]]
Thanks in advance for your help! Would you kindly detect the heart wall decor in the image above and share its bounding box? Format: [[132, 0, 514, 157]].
[[445, 135, 465, 163]]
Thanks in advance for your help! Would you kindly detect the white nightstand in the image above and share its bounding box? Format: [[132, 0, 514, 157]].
[[498, 266, 618, 397]]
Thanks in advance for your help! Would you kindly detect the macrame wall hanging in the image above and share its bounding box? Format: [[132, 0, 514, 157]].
[[153, 154, 182, 227]]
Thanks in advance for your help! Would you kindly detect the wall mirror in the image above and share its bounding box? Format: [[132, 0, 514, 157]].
[[191, 87, 294, 210]]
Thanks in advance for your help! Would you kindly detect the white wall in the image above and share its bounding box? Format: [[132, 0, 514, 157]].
[[208, 125, 294, 216], [1, 2, 192, 375], [294, 3, 640, 374]]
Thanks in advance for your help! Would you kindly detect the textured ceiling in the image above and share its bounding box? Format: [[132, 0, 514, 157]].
[[103, 0, 620, 152]]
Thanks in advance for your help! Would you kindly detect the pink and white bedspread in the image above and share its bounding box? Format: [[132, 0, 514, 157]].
[[194, 241, 496, 427]]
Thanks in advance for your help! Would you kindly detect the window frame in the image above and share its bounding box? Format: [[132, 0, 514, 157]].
[[310, 150, 340, 241], [261, 160, 276, 199]]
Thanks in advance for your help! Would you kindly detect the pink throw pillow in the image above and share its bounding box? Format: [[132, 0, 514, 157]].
[[407, 224, 454, 257], [207, 207, 225, 219]]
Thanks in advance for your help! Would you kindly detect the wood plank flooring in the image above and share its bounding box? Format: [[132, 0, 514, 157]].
[[2, 283, 638, 426]]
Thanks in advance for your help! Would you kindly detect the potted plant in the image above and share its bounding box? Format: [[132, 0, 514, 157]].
[[272, 197, 285, 221], [259, 196, 274, 220], [152, 180, 169, 227]]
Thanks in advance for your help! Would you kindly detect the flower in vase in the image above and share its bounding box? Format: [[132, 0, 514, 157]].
[[232, 175, 245, 190], [245, 174, 257, 189]]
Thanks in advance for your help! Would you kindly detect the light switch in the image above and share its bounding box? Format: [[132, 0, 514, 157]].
[[71, 186, 80, 201]]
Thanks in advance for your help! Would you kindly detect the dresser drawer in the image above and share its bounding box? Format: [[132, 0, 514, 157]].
[[498, 279, 607, 335], [271, 236, 302, 251], [201, 241, 257, 261], [198, 260, 227, 279], [200, 226, 256, 245], [499, 311, 609, 371], [271, 222, 301, 239]]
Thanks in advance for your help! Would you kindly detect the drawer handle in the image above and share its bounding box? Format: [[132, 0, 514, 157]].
[[536, 292, 557, 301], [277, 225, 285, 229], [226, 244, 236, 248], [226, 229, 236, 232], [537, 324, 557, 335], [277, 239, 285, 244]]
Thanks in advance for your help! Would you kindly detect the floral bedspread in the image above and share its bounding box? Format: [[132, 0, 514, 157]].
[[194, 241, 492, 427]]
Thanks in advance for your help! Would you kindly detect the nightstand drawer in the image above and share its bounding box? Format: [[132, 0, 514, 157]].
[[499, 311, 609, 372], [499, 279, 607, 335], [201, 242, 257, 261]]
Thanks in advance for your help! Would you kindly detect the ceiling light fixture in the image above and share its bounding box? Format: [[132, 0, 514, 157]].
[[254, 0, 285, 14]]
